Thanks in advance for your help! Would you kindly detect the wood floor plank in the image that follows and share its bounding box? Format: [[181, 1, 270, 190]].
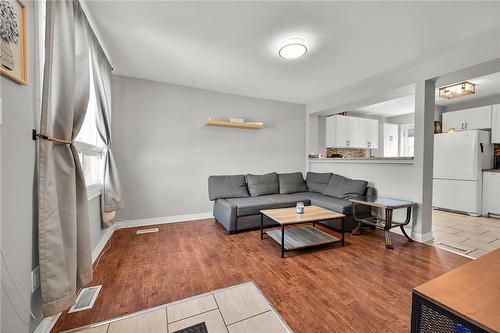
[[52, 219, 469, 333]]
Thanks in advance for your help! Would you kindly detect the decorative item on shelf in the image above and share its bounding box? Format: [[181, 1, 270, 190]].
[[0, 0, 27, 85], [434, 121, 442, 134], [438, 81, 475, 99], [295, 202, 304, 214], [205, 118, 264, 129], [308, 154, 319, 159]]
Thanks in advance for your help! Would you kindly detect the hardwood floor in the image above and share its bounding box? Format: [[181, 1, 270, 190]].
[[52, 219, 469, 333]]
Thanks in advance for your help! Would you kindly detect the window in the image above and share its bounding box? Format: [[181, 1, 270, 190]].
[[37, 1, 104, 197], [400, 123, 415, 157]]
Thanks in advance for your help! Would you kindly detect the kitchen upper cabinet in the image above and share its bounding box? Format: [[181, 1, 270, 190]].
[[483, 172, 500, 216], [492, 104, 500, 143], [326, 115, 359, 148], [358, 118, 379, 148], [442, 106, 492, 132], [326, 115, 381, 149], [383, 123, 399, 157]]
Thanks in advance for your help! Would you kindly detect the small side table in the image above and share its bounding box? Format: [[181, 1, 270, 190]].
[[349, 196, 417, 249]]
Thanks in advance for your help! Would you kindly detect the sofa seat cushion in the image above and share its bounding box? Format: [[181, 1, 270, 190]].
[[278, 172, 307, 194], [226, 194, 309, 216], [246, 173, 279, 196], [322, 174, 368, 199], [306, 172, 332, 193], [226, 196, 278, 216], [291, 192, 370, 216], [262, 194, 310, 208]]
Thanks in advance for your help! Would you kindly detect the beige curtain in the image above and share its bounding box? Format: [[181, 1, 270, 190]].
[[38, 0, 92, 316], [89, 36, 124, 227]]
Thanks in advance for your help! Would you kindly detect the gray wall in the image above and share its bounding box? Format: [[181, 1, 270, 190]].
[[111, 75, 306, 221], [0, 1, 43, 331]]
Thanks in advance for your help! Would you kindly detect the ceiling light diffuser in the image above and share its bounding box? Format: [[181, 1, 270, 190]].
[[278, 39, 308, 59], [439, 81, 475, 99]]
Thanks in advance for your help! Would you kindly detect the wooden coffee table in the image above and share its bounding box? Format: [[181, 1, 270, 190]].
[[260, 206, 345, 258]]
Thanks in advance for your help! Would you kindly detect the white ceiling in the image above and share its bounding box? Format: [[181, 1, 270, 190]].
[[86, 1, 500, 104], [435, 71, 500, 106], [352, 95, 416, 118]]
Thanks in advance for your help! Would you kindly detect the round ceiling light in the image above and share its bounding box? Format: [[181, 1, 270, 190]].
[[278, 39, 308, 59]]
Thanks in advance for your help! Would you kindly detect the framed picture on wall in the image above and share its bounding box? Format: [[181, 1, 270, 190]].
[[0, 0, 28, 85]]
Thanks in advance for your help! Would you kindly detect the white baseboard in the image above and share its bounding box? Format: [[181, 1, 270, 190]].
[[92, 226, 114, 263], [391, 227, 434, 243], [34, 212, 213, 333], [115, 212, 213, 229]]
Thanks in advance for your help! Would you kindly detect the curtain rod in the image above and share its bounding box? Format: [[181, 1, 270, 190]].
[[79, 0, 114, 71]]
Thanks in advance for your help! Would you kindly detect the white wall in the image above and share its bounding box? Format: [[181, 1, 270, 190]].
[[111, 75, 306, 221]]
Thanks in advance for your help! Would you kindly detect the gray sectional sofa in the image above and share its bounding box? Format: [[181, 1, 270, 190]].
[[208, 172, 375, 233]]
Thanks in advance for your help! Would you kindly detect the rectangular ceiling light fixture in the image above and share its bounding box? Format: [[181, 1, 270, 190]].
[[439, 81, 475, 99]]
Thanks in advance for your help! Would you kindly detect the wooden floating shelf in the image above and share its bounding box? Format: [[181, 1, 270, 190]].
[[205, 119, 264, 129]]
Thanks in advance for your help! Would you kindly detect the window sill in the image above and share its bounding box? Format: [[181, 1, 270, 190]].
[[87, 184, 102, 201]]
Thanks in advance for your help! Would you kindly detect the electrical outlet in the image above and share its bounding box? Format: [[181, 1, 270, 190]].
[[31, 266, 40, 293]]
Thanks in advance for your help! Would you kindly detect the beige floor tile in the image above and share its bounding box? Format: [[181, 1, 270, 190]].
[[460, 238, 500, 252], [433, 231, 469, 243], [454, 230, 499, 243], [73, 325, 109, 333], [433, 224, 462, 234], [453, 223, 491, 234], [168, 309, 227, 333], [108, 308, 167, 333], [227, 311, 289, 333], [467, 249, 489, 259], [214, 283, 271, 325], [481, 229, 500, 239], [167, 294, 217, 323]]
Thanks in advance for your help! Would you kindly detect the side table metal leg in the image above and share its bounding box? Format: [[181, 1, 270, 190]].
[[341, 217, 345, 247], [384, 208, 394, 249], [281, 225, 285, 258], [260, 213, 264, 239], [351, 203, 362, 235], [400, 207, 414, 242]]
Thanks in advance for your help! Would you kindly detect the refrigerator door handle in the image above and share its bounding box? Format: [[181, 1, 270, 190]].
[[480, 142, 484, 153]]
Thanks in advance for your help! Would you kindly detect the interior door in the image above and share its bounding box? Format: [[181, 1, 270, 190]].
[[433, 132, 478, 181]]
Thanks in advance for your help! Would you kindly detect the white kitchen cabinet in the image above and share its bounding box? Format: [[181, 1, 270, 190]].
[[442, 106, 492, 132], [483, 172, 500, 216], [326, 115, 359, 148], [383, 123, 399, 157], [358, 118, 379, 148], [492, 104, 500, 143]]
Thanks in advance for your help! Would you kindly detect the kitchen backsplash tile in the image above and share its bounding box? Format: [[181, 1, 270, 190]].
[[327, 148, 368, 159]]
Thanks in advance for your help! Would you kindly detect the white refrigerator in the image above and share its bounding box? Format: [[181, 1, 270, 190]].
[[433, 130, 493, 216]]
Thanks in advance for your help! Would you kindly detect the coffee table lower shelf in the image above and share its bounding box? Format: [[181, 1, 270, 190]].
[[266, 225, 340, 256]]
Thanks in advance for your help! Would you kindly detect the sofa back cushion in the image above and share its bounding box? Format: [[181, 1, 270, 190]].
[[306, 172, 333, 193], [278, 172, 307, 194], [246, 173, 279, 196], [208, 175, 249, 201], [322, 174, 368, 200]]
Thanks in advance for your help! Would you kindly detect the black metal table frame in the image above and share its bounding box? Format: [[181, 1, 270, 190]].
[[260, 213, 345, 258], [411, 292, 489, 333], [352, 203, 413, 249]]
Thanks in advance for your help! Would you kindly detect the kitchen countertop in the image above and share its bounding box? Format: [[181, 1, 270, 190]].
[[309, 157, 414, 164], [483, 168, 500, 173]]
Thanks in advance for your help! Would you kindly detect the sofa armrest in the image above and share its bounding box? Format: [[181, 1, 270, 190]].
[[213, 199, 238, 232], [366, 186, 377, 197]]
